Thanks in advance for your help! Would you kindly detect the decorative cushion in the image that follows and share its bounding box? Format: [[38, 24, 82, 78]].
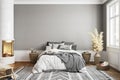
[[52, 44, 60, 49], [47, 42, 61, 46], [72, 45, 77, 50], [46, 46, 52, 50], [61, 41, 77, 50], [47, 42, 64, 49], [52, 43, 64, 49], [58, 44, 72, 50], [46, 41, 76, 50], [48, 43, 53, 47]]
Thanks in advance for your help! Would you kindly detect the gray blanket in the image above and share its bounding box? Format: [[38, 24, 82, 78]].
[[56, 52, 85, 72]]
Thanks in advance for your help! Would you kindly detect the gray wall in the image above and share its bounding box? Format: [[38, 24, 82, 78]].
[[14, 5, 103, 50]]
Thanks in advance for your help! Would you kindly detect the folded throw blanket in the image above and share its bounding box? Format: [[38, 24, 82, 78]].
[[56, 52, 85, 72]]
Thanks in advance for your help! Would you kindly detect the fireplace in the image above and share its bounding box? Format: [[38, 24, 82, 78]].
[[2, 40, 14, 57]]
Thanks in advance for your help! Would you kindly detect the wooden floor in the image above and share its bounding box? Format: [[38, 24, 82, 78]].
[[10, 62, 120, 80], [105, 68, 120, 80]]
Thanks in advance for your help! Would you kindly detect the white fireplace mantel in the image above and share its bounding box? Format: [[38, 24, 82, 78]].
[[1, 0, 14, 41], [0, 0, 14, 64]]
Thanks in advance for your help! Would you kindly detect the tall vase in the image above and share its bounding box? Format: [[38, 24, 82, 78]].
[[94, 52, 101, 64]]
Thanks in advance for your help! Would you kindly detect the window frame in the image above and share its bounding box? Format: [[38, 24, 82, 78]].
[[107, 0, 120, 48]]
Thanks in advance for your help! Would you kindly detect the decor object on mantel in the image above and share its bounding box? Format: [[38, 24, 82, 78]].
[[90, 28, 104, 64]]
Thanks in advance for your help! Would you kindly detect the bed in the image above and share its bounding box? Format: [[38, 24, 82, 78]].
[[32, 41, 86, 73]]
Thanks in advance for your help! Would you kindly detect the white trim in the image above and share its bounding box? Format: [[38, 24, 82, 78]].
[[106, 0, 120, 48], [106, 2, 109, 47], [14, 0, 106, 4], [14, 2, 104, 5]]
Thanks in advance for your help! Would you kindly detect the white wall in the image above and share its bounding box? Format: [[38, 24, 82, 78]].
[[107, 48, 120, 71]]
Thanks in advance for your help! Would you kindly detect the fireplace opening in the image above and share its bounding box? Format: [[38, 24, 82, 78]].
[[2, 40, 14, 57]]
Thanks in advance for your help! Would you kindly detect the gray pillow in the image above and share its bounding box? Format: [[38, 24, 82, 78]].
[[61, 41, 77, 50], [58, 44, 72, 50], [46, 41, 77, 50], [47, 41, 64, 49]]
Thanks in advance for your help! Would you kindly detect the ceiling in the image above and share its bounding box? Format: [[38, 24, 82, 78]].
[[15, 0, 108, 4]]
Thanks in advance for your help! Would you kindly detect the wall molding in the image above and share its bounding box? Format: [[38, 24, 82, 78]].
[[14, 0, 107, 4]]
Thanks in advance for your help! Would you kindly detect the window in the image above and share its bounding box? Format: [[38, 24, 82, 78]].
[[107, 0, 120, 48]]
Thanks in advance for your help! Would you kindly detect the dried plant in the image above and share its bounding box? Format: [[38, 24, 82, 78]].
[[90, 28, 104, 52]]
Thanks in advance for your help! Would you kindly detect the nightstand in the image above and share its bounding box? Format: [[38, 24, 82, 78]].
[[29, 50, 43, 63], [29, 52, 38, 63], [82, 52, 91, 64]]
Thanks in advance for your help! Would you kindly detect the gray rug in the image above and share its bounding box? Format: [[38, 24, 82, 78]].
[[15, 66, 114, 80]]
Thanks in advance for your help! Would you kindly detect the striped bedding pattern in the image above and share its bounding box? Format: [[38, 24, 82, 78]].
[[14, 66, 114, 80]]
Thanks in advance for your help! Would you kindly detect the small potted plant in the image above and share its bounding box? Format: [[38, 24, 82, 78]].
[[90, 28, 104, 64]]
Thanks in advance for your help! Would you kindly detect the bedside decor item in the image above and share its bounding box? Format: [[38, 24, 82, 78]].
[[90, 28, 104, 64], [30, 48, 36, 53], [96, 61, 109, 70], [82, 52, 91, 64]]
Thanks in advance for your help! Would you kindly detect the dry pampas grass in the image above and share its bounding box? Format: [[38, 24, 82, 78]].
[[90, 28, 104, 52]]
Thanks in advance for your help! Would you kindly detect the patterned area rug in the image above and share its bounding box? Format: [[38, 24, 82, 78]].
[[14, 66, 114, 80]]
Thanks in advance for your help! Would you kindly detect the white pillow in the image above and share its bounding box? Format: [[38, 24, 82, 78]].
[[48, 43, 53, 47], [46, 46, 52, 50], [52, 43, 64, 49], [53, 44, 59, 49]]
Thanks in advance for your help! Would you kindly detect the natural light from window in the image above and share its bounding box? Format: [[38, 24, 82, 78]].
[[107, 0, 120, 48]]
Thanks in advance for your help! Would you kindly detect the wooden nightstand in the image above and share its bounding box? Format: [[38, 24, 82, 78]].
[[29, 53, 38, 63], [29, 50, 43, 63], [82, 52, 91, 64]]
